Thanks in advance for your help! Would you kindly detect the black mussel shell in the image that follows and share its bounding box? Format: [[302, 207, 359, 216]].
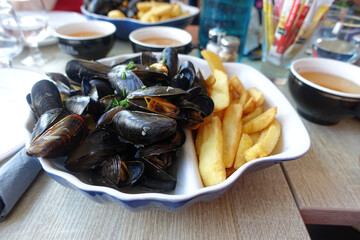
[[65, 128, 131, 172], [30, 80, 63, 118], [26, 114, 88, 158], [108, 65, 144, 95], [30, 108, 68, 144], [112, 110, 177, 145], [162, 47, 178, 80], [65, 59, 111, 83]]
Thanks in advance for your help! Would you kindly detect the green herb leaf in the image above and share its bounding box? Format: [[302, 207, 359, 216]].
[[121, 71, 126, 79], [125, 60, 136, 70], [161, 57, 166, 64], [122, 88, 126, 97], [141, 85, 147, 89]]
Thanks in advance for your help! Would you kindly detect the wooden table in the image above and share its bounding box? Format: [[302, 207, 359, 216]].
[[278, 87, 360, 226], [0, 39, 311, 239]]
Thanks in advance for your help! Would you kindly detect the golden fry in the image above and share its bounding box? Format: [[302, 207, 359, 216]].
[[233, 133, 253, 169], [197, 116, 226, 187], [170, 3, 181, 17], [200, 50, 226, 73], [248, 87, 264, 107], [243, 107, 277, 134], [242, 106, 264, 124], [229, 75, 244, 95], [249, 132, 261, 144], [244, 119, 281, 162], [211, 69, 230, 112], [243, 97, 256, 114], [222, 103, 243, 168]]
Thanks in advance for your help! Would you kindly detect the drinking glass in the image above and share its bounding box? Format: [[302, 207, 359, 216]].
[[10, 0, 51, 66], [0, 1, 23, 68], [312, 7, 360, 63]]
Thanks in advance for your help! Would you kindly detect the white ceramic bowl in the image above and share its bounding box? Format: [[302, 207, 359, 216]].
[[36, 53, 310, 211], [80, 2, 199, 40], [129, 26, 193, 54]]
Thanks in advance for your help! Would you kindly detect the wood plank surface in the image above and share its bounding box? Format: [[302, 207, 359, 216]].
[[0, 165, 309, 240], [278, 84, 360, 226]]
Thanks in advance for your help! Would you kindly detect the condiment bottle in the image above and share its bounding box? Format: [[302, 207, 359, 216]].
[[206, 27, 226, 54], [218, 35, 240, 62]]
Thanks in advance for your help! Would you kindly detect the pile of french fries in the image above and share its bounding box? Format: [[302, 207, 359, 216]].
[[195, 50, 282, 187], [136, 1, 190, 23]]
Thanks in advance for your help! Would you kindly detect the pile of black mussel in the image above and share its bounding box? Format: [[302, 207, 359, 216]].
[[26, 47, 214, 193]]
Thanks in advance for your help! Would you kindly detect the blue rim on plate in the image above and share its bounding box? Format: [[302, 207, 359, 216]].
[[34, 53, 310, 212], [80, 2, 199, 40]]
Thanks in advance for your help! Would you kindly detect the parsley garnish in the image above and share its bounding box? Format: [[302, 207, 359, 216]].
[[125, 61, 136, 70]]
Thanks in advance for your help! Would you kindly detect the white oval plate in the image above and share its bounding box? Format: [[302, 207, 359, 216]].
[[36, 53, 311, 211], [0, 68, 47, 162]]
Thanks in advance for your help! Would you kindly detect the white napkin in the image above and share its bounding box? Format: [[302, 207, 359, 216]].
[[0, 147, 42, 221]]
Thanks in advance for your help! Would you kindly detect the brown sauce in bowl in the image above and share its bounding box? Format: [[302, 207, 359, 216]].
[[67, 32, 103, 37], [299, 71, 360, 94], [140, 37, 182, 46]]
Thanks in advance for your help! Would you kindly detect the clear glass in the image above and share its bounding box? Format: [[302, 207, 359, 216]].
[[261, 10, 322, 81], [10, 0, 51, 66], [0, 1, 23, 68], [312, 7, 360, 63]]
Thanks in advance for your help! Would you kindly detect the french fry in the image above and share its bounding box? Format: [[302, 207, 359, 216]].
[[211, 69, 230, 112], [205, 75, 216, 95], [170, 3, 181, 17], [201, 50, 226, 73], [238, 89, 250, 106], [242, 106, 264, 124], [233, 133, 253, 169], [222, 103, 243, 168], [136, 2, 186, 23], [197, 116, 226, 187], [248, 87, 264, 107], [229, 75, 244, 95], [249, 132, 261, 144], [243, 107, 277, 134], [136, 2, 153, 12], [244, 119, 281, 162], [243, 97, 256, 114]]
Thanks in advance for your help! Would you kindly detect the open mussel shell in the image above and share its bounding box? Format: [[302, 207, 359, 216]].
[[82, 78, 114, 101], [65, 128, 132, 172], [127, 85, 189, 99], [112, 110, 177, 145], [162, 47, 178, 80], [26, 114, 88, 158], [135, 157, 177, 193], [131, 64, 168, 86], [135, 128, 186, 158], [30, 79, 63, 118], [96, 155, 145, 188], [30, 108, 68, 144]]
